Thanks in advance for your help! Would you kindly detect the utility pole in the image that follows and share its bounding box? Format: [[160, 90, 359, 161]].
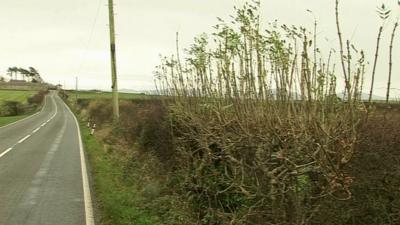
[[75, 76, 78, 104], [108, 0, 119, 121]]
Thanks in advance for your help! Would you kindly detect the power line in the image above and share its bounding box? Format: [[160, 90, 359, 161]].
[[76, 0, 103, 76]]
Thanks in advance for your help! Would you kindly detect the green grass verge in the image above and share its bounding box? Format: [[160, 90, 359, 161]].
[[0, 90, 36, 105], [0, 114, 31, 127], [79, 121, 158, 225]]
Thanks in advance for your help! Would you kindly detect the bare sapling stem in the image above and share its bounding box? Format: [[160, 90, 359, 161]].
[[335, 0, 350, 97], [370, 4, 391, 103], [386, 22, 398, 103], [346, 40, 352, 102], [176, 32, 187, 97], [369, 25, 383, 103]]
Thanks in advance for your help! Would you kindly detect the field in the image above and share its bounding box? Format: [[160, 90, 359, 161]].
[[0, 90, 36, 105], [0, 114, 31, 127], [68, 91, 151, 100], [0, 90, 40, 127]]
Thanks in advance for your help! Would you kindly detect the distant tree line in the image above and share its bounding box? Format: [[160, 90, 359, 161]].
[[5, 67, 43, 83]]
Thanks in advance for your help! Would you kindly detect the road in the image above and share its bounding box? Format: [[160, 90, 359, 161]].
[[0, 91, 94, 225]]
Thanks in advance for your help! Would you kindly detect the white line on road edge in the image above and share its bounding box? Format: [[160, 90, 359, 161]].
[[0, 94, 49, 130], [63, 99, 95, 225]]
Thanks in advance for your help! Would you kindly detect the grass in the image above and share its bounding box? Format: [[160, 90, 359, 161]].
[[79, 120, 158, 225], [0, 90, 36, 104], [0, 114, 31, 127], [71, 97, 193, 225], [0, 90, 38, 127], [69, 91, 152, 100]]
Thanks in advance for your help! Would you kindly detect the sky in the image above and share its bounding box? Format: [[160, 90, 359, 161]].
[[0, 0, 399, 97]]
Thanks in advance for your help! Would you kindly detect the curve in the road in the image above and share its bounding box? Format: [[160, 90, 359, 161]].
[[0, 96, 58, 159], [0, 91, 95, 225], [0, 93, 49, 130]]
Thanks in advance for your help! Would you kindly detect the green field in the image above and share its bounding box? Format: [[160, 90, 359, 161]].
[[69, 91, 152, 100], [0, 90, 38, 127], [0, 90, 36, 105], [0, 114, 32, 127]]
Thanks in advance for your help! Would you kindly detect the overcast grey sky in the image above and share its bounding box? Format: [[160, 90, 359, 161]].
[[0, 0, 399, 97]]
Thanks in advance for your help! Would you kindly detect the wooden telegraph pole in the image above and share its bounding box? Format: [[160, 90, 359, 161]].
[[108, 0, 119, 121], [75, 76, 78, 104]]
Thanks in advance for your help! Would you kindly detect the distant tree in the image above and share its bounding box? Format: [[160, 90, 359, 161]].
[[28, 67, 39, 76], [18, 68, 30, 81], [11, 67, 19, 80], [28, 67, 43, 83], [0, 76, 5, 82], [7, 67, 18, 80], [5, 66, 43, 83], [6, 68, 13, 80]]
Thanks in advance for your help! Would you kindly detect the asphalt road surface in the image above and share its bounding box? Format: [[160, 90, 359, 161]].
[[0, 91, 94, 225]]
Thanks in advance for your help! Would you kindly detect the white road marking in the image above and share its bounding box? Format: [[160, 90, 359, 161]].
[[63, 99, 95, 225], [32, 128, 40, 134], [0, 148, 13, 158], [18, 135, 31, 144]]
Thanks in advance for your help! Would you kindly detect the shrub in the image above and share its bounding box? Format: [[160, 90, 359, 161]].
[[154, 1, 366, 224], [1, 101, 24, 116], [136, 101, 174, 162], [311, 109, 400, 225], [80, 99, 175, 164], [27, 90, 48, 105], [86, 100, 113, 125], [119, 99, 175, 163]]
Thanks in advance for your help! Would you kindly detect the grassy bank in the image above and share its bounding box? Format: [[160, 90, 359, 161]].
[[74, 100, 193, 225], [0, 89, 42, 127], [0, 90, 36, 105], [0, 114, 32, 127], [79, 121, 156, 225]]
